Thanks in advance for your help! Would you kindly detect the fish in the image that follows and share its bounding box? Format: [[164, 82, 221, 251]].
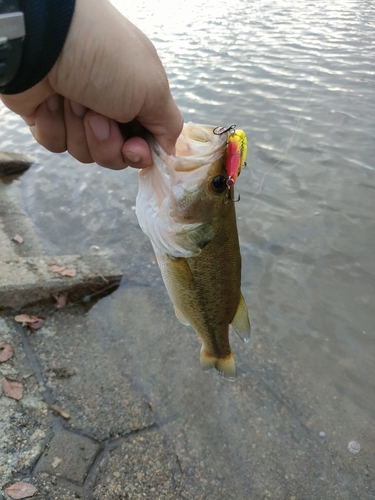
[[135, 122, 251, 379]]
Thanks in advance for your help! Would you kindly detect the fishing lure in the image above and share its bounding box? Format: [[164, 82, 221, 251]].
[[213, 125, 247, 202], [225, 129, 247, 187]]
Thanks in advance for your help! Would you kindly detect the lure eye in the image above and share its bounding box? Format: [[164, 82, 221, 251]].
[[211, 176, 227, 194]]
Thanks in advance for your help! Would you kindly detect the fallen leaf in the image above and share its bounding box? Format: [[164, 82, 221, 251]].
[[51, 456, 62, 468], [49, 264, 66, 273], [52, 291, 68, 309], [47, 259, 57, 265], [0, 343, 14, 362], [14, 314, 45, 330], [12, 234, 24, 244], [28, 316, 45, 330], [94, 270, 109, 284], [60, 268, 77, 277], [14, 314, 40, 324], [50, 403, 70, 419], [5, 482, 37, 499], [2, 378, 24, 400]]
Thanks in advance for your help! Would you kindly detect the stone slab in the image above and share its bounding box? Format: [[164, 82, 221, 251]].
[[0, 318, 50, 489], [0, 254, 122, 310], [0, 197, 42, 259], [33, 430, 101, 486], [93, 431, 183, 499], [28, 306, 154, 441]]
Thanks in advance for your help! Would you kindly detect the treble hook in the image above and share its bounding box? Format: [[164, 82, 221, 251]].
[[223, 186, 241, 204], [213, 124, 237, 136]]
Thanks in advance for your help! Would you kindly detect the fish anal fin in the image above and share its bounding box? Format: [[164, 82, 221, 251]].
[[231, 294, 251, 343], [200, 347, 236, 380], [174, 306, 190, 326]]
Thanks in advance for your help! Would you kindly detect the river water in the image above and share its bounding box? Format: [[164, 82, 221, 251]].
[[1, 0, 374, 498]]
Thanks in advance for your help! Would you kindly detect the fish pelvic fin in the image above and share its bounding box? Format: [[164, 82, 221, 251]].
[[231, 294, 251, 343], [174, 306, 190, 326], [200, 347, 237, 380]]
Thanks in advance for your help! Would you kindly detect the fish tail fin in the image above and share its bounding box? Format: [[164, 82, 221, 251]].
[[231, 294, 251, 343], [200, 347, 237, 380]]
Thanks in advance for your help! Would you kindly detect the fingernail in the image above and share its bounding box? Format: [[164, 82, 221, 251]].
[[124, 151, 141, 163], [88, 114, 110, 140], [47, 94, 60, 112], [70, 100, 87, 117]]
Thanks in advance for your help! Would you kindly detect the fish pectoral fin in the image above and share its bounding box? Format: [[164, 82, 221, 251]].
[[200, 347, 236, 380], [231, 294, 251, 343], [174, 306, 190, 326], [177, 222, 216, 253]]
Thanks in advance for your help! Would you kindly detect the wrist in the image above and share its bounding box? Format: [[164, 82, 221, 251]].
[[0, 0, 25, 87], [0, 0, 76, 95]]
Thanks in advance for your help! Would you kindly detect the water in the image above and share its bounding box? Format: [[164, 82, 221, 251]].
[[1, 0, 374, 497]]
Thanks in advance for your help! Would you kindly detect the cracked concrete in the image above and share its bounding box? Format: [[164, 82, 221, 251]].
[[0, 176, 199, 499], [0, 311, 186, 500], [33, 430, 101, 485]]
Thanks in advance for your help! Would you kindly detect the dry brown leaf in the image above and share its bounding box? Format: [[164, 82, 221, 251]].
[[14, 314, 45, 330], [94, 270, 109, 284], [0, 343, 14, 362], [5, 482, 37, 499], [2, 378, 24, 400], [51, 456, 62, 468], [14, 314, 40, 324], [28, 316, 45, 330], [47, 258, 57, 265], [12, 234, 24, 244], [60, 268, 77, 277], [52, 291, 68, 309], [49, 264, 66, 273], [50, 403, 70, 419]]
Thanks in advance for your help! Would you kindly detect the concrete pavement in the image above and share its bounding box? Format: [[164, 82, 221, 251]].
[[0, 173, 180, 499]]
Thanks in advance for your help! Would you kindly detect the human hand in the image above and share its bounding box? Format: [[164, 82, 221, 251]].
[[0, 0, 183, 169]]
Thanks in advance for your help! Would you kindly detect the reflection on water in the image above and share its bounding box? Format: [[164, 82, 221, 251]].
[[1, 0, 374, 497]]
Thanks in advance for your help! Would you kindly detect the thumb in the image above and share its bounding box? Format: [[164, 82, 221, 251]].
[[138, 95, 183, 155]]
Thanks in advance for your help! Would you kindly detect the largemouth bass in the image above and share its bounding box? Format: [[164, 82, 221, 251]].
[[135, 122, 250, 379]]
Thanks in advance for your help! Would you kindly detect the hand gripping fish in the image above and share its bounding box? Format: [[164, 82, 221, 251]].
[[135, 122, 251, 379]]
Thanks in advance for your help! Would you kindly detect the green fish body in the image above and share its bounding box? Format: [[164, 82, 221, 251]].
[[136, 123, 250, 378]]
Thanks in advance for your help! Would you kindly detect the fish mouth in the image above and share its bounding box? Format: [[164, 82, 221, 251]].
[[165, 123, 227, 174]]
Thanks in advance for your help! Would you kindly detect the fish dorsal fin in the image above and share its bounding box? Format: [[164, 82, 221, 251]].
[[231, 294, 251, 343]]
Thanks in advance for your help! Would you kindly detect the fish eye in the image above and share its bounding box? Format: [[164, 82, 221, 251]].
[[211, 176, 227, 194]]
